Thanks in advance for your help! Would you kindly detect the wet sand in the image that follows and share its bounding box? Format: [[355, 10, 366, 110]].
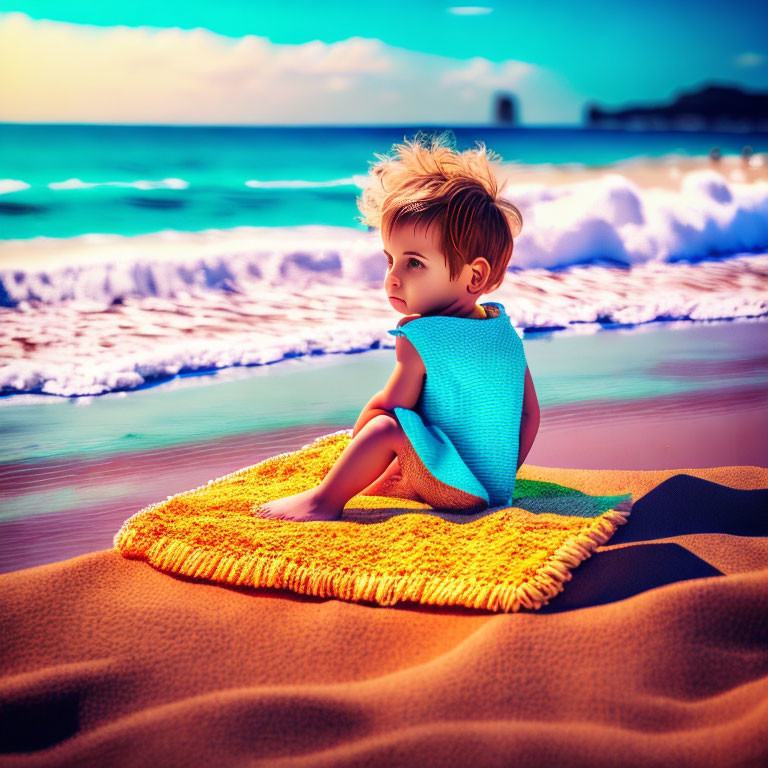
[[2, 376, 766, 577]]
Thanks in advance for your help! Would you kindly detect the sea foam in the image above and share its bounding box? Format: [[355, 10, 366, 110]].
[[1, 169, 767, 397], [1, 169, 766, 307]]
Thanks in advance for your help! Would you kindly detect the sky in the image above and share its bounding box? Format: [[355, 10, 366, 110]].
[[1, 0, 766, 126]]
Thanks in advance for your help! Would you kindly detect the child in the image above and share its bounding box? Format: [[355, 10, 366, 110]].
[[254, 130, 540, 522]]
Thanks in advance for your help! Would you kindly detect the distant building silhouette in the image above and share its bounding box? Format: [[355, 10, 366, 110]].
[[584, 82, 768, 131], [493, 92, 518, 125]]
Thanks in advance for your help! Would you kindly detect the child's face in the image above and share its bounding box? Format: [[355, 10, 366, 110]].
[[382, 220, 490, 317]]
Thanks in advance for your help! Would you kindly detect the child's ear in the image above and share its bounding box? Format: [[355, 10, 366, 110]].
[[468, 258, 492, 291]]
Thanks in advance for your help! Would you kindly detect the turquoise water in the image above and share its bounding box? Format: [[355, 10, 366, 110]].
[[2, 123, 766, 239]]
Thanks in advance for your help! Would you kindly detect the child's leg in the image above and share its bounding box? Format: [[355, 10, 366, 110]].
[[253, 414, 406, 521], [360, 456, 401, 495], [360, 456, 424, 501], [316, 415, 406, 509]]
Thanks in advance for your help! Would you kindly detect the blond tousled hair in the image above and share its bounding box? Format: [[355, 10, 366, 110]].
[[355, 130, 523, 293]]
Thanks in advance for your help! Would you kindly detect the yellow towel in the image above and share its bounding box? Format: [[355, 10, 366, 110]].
[[114, 429, 639, 612]]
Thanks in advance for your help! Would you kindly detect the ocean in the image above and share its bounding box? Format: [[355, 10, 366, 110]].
[[2, 123, 767, 398], [1, 123, 767, 239]]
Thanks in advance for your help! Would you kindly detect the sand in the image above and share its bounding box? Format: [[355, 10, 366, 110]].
[[2, 462, 768, 766]]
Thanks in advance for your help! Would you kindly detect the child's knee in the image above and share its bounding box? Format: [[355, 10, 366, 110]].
[[363, 413, 403, 445]]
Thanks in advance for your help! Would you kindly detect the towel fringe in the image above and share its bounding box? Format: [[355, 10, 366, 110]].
[[509, 502, 632, 610], [113, 431, 635, 614], [116, 501, 631, 614]]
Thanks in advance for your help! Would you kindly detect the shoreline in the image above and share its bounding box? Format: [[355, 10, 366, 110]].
[[2, 265, 767, 399], [1, 312, 766, 405], [2, 380, 765, 575]]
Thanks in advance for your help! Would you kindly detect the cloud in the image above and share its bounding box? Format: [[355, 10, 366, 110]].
[[0, 11, 582, 125], [446, 6, 495, 15], [733, 51, 766, 68]]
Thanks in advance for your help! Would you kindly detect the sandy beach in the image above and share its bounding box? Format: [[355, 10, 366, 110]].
[[2, 383, 767, 765], [2, 461, 767, 766], [2, 375, 767, 576]]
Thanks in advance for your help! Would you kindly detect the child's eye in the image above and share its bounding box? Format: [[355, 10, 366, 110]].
[[385, 255, 424, 269]]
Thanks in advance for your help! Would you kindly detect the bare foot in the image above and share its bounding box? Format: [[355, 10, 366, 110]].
[[252, 488, 343, 522]]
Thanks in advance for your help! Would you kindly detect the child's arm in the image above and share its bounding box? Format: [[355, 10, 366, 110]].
[[517, 365, 540, 470], [352, 318, 425, 438]]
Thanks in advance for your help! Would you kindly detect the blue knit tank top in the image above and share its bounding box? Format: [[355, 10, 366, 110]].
[[387, 301, 527, 507]]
